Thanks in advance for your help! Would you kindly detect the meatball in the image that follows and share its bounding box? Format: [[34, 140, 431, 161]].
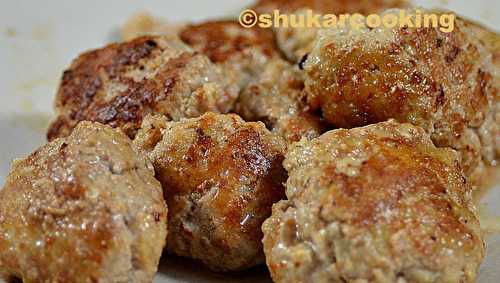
[[180, 20, 280, 88], [236, 58, 325, 143], [0, 122, 167, 283], [462, 19, 500, 161], [47, 35, 239, 140], [251, 0, 407, 62], [463, 18, 500, 66], [262, 120, 484, 283], [133, 113, 287, 271], [303, 9, 499, 186]]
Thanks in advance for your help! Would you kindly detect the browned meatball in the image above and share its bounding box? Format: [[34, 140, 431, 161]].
[[180, 20, 280, 88], [180, 22, 325, 143], [236, 58, 326, 143], [47, 36, 239, 140], [133, 113, 287, 271], [0, 122, 167, 283], [251, 0, 407, 62], [463, 18, 500, 67], [462, 19, 500, 160], [303, 9, 499, 187], [263, 120, 484, 283]]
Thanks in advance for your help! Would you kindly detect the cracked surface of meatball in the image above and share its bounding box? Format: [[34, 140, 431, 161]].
[[0, 122, 167, 283], [263, 120, 484, 283], [304, 9, 499, 186], [133, 113, 287, 271], [47, 35, 239, 140], [251, 0, 408, 62], [236, 58, 325, 143], [180, 20, 280, 89]]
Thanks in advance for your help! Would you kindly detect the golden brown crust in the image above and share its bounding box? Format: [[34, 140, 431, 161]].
[[180, 20, 281, 89], [263, 120, 484, 283], [180, 20, 278, 64], [236, 58, 326, 143], [133, 113, 287, 271], [304, 9, 499, 186], [0, 122, 167, 283], [458, 16, 500, 67], [47, 36, 239, 141]]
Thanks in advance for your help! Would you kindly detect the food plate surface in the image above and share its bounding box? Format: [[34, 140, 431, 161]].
[[0, 0, 498, 282]]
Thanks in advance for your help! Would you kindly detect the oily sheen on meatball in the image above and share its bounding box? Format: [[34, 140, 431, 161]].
[[303, 9, 499, 187], [262, 120, 484, 283], [0, 122, 167, 283], [47, 36, 239, 140], [133, 113, 287, 271]]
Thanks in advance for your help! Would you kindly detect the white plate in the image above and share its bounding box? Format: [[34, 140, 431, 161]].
[[0, 0, 498, 282]]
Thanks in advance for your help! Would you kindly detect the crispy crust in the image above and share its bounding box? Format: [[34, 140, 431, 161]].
[[180, 20, 278, 64], [180, 20, 280, 89], [47, 36, 238, 140], [304, 9, 499, 186], [0, 122, 167, 283], [133, 113, 287, 271], [263, 120, 484, 283]]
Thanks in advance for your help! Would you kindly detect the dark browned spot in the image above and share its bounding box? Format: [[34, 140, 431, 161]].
[[6, 275, 22, 283], [436, 38, 443, 48], [153, 211, 161, 222], [446, 46, 461, 63], [180, 20, 278, 63], [298, 53, 308, 70], [436, 85, 446, 106]]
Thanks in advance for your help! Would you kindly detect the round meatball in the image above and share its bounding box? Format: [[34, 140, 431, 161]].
[[236, 58, 326, 143], [262, 120, 484, 283], [180, 20, 280, 89], [251, 0, 407, 62], [0, 122, 167, 283], [133, 113, 287, 271], [47, 35, 239, 140], [303, 9, 499, 186]]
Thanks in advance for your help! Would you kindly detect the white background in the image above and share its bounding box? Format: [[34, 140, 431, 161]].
[[0, 0, 498, 282]]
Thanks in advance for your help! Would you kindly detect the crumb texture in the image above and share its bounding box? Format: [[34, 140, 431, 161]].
[[304, 9, 499, 186], [134, 113, 287, 271], [47, 36, 239, 140], [236, 58, 326, 143], [263, 120, 484, 283], [0, 122, 167, 283]]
